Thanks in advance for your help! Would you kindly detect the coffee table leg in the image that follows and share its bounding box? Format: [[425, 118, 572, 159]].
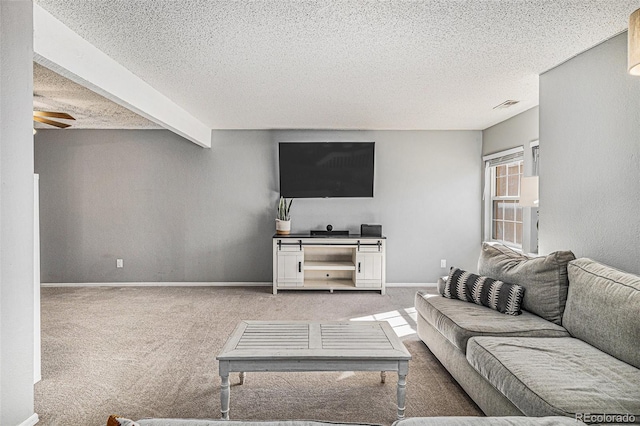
[[396, 361, 409, 420], [239, 372, 246, 385], [396, 373, 407, 419], [221, 374, 230, 420]]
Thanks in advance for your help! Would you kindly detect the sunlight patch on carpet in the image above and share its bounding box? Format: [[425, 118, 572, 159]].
[[349, 308, 416, 338], [336, 371, 356, 381]]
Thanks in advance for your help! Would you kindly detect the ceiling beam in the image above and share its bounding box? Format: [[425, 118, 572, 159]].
[[33, 3, 211, 148]]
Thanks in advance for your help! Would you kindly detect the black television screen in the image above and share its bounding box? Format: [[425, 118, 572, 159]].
[[279, 142, 375, 198]]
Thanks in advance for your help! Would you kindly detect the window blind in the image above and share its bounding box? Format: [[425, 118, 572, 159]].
[[485, 150, 524, 167]]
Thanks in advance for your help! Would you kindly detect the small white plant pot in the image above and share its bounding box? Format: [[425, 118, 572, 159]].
[[276, 219, 291, 235]]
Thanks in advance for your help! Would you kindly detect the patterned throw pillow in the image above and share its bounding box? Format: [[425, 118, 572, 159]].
[[107, 415, 140, 426], [443, 267, 525, 315]]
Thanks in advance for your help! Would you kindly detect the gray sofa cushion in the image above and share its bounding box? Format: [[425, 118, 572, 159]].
[[393, 417, 583, 426], [477, 243, 575, 325], [414, 292, 568, 354], [133, 421, 380, 426], [466, 336, 640, 419], [563, 258, 640, 369]]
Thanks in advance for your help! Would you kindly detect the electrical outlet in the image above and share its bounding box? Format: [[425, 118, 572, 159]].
[[440, 259, 447, 268], [116, 258, 124, 268]]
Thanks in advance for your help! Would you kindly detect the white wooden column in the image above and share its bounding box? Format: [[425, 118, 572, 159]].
[[34, 175, 41, 384], [0, 1, 39, 425]]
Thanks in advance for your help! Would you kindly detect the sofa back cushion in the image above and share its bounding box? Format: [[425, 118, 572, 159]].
[[563, 258, 640, 369], [478, 243, 575, 325]]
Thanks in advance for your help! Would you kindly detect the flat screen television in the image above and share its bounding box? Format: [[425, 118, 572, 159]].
[[279, 142, 375, 198]]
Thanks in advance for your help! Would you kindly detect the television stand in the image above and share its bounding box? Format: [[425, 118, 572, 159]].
[[272, 234, 386, 295]]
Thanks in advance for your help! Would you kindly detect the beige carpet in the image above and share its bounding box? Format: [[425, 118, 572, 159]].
[[35, 286, 481, 425]]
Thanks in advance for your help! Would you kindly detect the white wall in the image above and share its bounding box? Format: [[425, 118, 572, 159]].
[[540, 33, 640, 273], [35, 129, 482, 284], [0, 1, 38, 424]]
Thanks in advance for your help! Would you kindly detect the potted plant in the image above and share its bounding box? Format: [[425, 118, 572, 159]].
[[276, 196, 293, 235]]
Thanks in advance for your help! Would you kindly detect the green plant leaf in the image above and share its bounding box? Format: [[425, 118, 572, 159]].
[[276, 196, 293, 220]]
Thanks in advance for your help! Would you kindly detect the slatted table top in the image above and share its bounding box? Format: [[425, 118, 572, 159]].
[[217, 321, 411, 361]]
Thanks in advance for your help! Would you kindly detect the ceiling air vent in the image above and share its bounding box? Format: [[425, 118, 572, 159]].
[[493, 100, 520, 109]]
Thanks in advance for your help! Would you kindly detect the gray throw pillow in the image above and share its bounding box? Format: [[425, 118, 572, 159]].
[[477, 243, 575, 324]]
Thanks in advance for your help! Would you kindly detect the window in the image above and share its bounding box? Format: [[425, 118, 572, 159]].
[[491, 161, 523, 247], [483, 148, 524, 249]]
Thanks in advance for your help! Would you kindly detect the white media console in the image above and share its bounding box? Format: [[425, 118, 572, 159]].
[[272, 234, 386, 294]]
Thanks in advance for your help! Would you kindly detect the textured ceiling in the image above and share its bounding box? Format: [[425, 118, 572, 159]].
[[34, 0, 640, 131], [33, 63, 161, 129]]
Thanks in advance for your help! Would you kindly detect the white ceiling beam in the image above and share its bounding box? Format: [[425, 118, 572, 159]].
[[33, 3, 211, 148]]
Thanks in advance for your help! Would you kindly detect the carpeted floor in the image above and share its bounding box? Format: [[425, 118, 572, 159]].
[[35, 286, 481, 425]]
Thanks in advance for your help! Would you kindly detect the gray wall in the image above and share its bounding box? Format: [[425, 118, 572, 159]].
[[1, 1, 37, 424], [540, 32, 640, 274], [35, 129, 482, 283], [483, 106, 539, 174]]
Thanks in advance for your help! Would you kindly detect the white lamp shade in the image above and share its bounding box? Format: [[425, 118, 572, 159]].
[[629, 8, 640, 75], [519, 176, 539, 207]]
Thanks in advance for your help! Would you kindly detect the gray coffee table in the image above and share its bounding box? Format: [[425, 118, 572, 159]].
[[217, 320, 411, 420]]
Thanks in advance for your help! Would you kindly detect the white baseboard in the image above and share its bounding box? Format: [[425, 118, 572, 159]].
[[386, 282, 437, 288], [42, 281, 437, 288], [41, 281, 271, 288], [18, 413, 39, 426]]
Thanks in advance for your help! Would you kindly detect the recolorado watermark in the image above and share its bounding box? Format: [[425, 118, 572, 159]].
[[575, 413, 636, 424]]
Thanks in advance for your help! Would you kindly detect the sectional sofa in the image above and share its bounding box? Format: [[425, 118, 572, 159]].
[[108, 416, 582, 425], [415, 243, 640, 422]]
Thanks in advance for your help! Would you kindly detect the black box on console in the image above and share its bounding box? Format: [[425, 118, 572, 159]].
[[360, 224, 382, 237]]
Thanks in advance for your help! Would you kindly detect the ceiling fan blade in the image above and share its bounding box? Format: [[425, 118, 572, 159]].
[[33, 111, 75, 120], [33, 116, 72, 128]]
